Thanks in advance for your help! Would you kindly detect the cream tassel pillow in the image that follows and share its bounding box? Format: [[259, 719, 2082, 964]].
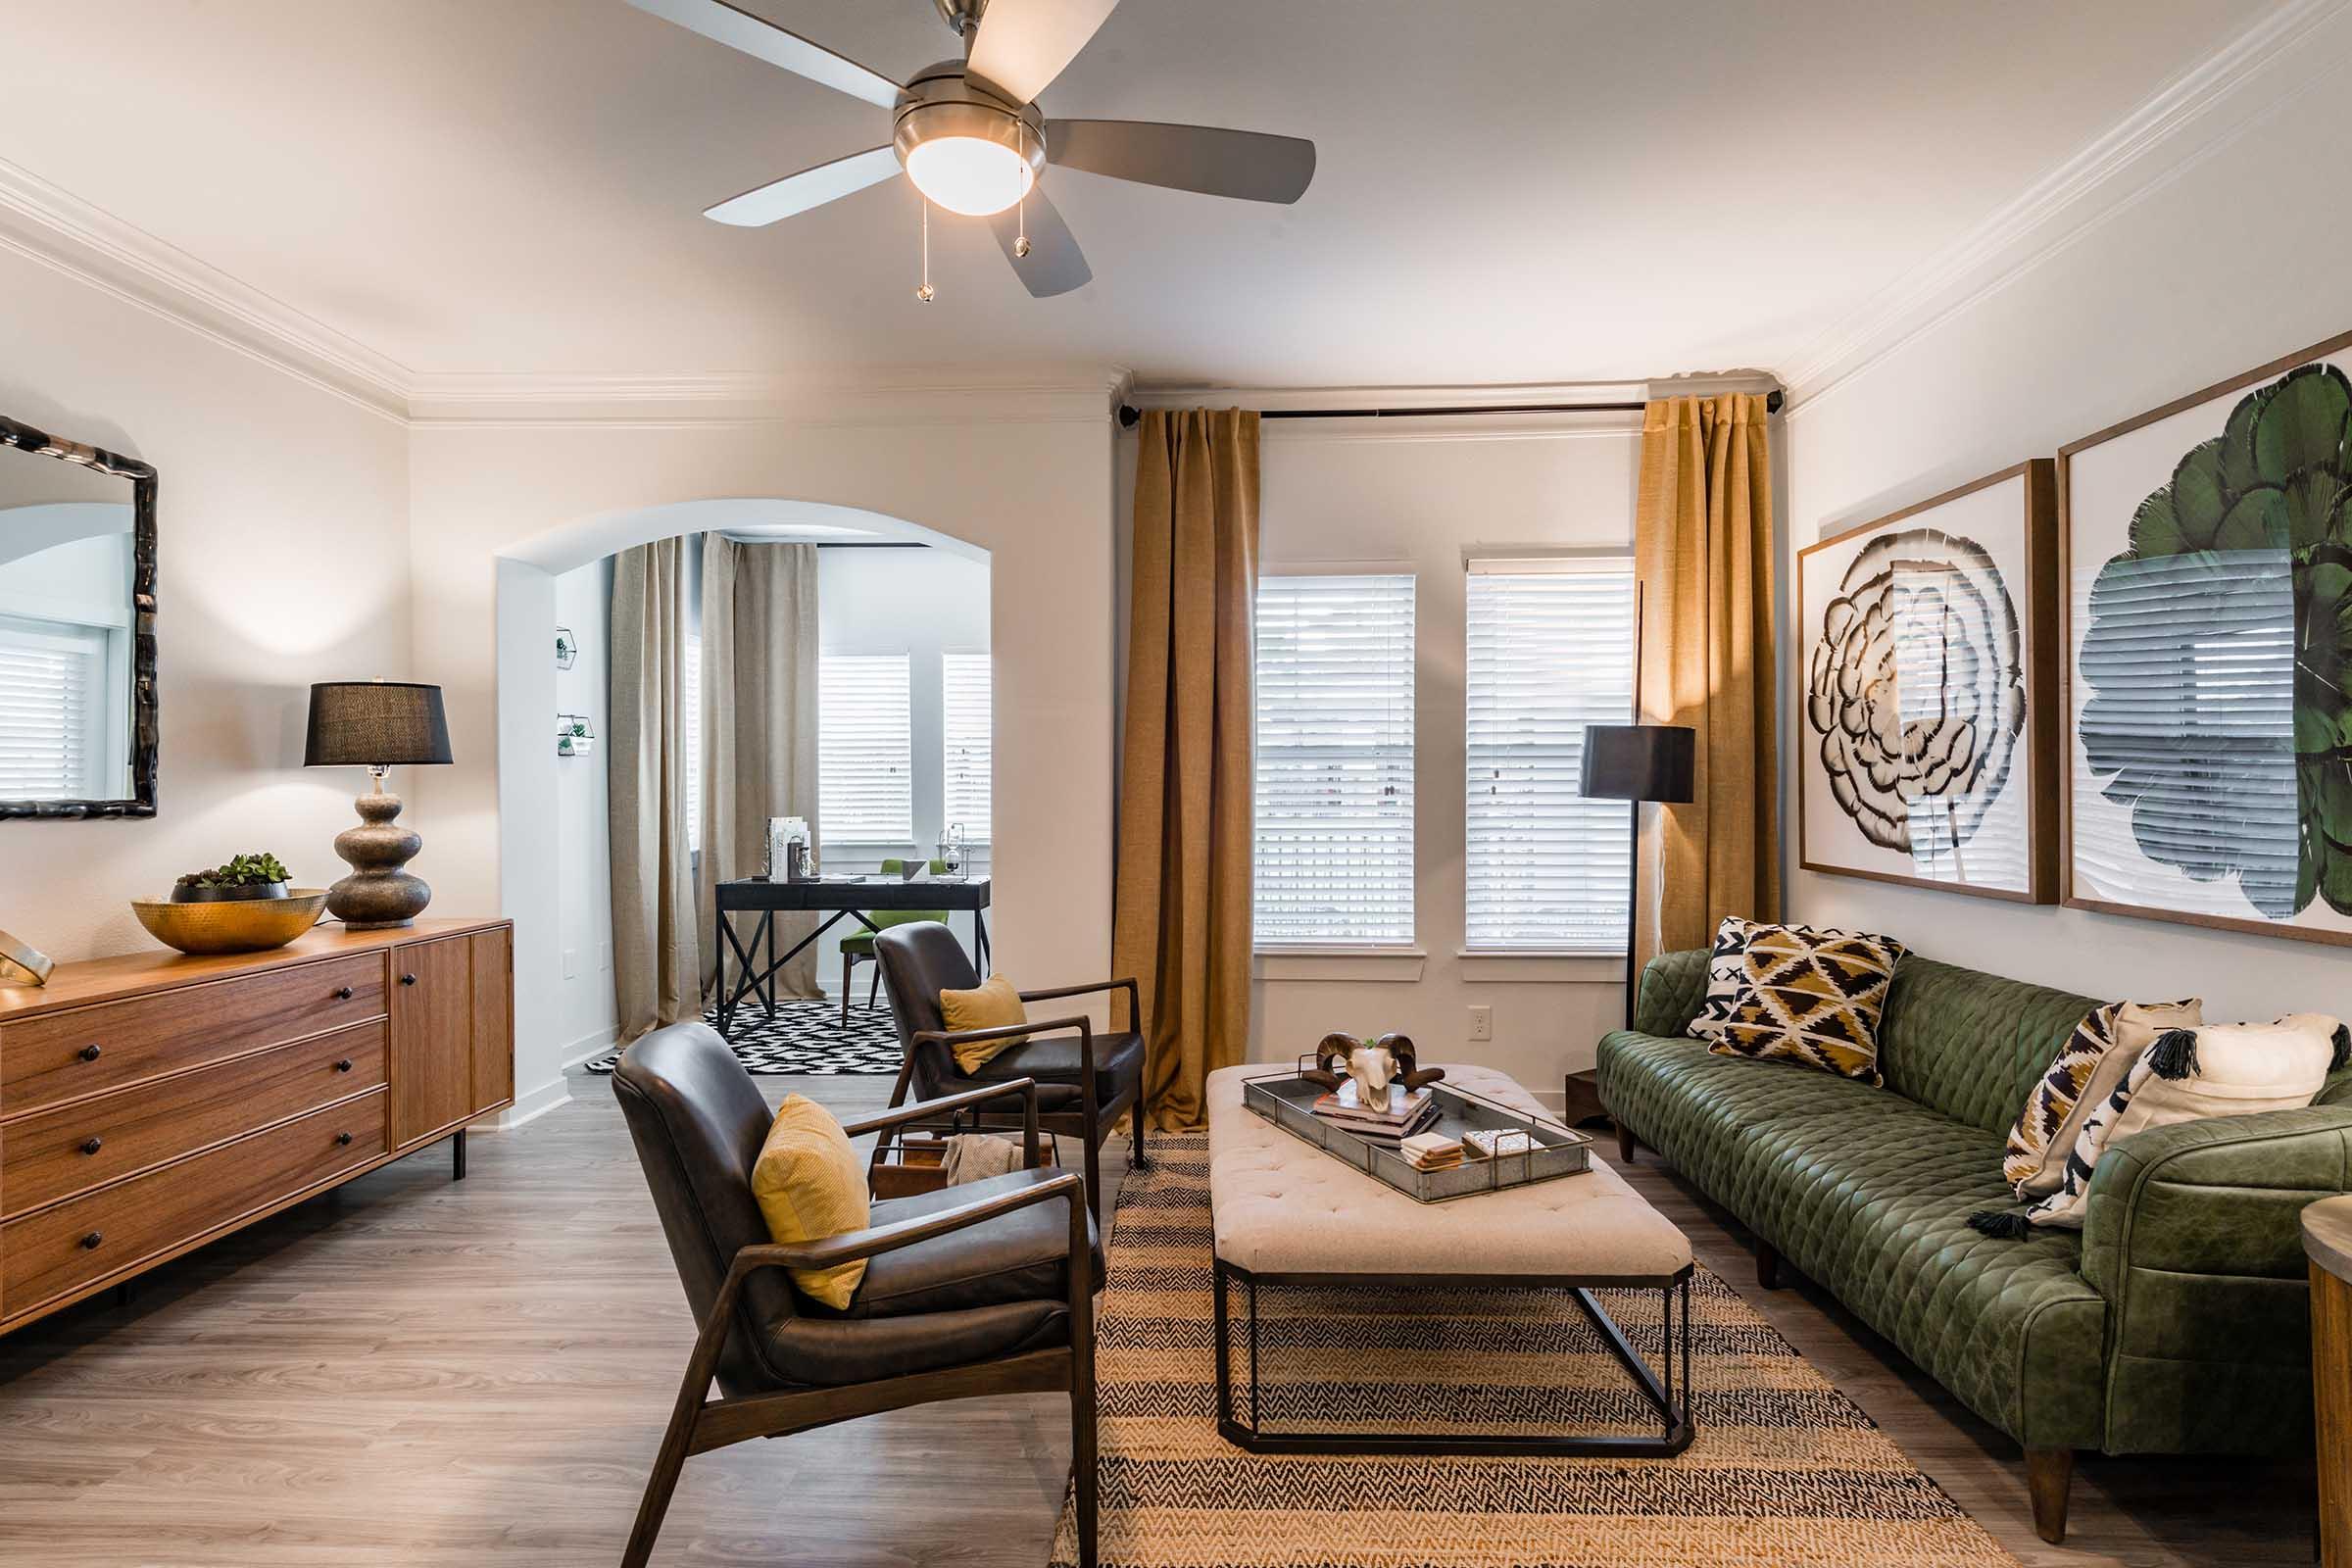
[[1975, 1012, 2349, 1237]]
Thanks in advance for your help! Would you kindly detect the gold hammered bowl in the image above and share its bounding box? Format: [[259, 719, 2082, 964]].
[[130, 890, 330, 956]]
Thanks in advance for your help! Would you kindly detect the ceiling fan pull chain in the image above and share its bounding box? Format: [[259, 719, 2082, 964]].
[[915, 197, 936, 304], [1014, 123, 1033, 259]]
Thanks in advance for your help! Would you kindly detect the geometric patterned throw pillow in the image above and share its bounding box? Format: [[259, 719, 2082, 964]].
[[1999, 998, 2201, 1197], [1687, 915, 1759, 1041], [1706, 922, 1908, 1084]]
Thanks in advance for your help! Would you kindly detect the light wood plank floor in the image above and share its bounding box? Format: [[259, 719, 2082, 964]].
[[0, 1068, 2313, 1566]]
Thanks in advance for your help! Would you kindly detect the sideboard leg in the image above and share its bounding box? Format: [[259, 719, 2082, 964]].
[[452, 1129, 467, 1182]]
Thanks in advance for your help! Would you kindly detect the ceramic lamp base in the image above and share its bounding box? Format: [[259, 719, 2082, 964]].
[[327, 783, 431, 930]]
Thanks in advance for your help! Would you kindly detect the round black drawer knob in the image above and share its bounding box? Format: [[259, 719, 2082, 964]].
[[334, 1058, 354, 1073], [80, 1232, 102, 1250], [77, 1044, 102, 1062], [334, 986, 354, 1001], [400, 973, 417, 987], [79, 1137, 103, 1156], [336, 1131, 355, 1146]]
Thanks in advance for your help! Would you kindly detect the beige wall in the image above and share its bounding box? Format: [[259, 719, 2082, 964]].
[[0, 244, 411, 962], [1783, 69, 2352, 1020], [407, 403, 1118, 1114]]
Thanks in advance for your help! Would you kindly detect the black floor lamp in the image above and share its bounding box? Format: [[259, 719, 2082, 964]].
[[1580, 722, 1695, 1031]]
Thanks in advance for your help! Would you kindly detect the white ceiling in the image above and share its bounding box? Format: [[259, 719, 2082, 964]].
[[0, 0, 2267, 390]]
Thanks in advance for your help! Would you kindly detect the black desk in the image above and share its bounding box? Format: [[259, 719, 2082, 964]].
[[713, 875, 991, 1037]]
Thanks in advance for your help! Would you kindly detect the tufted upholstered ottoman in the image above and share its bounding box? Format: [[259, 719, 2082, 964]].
[[1203, 1062, 1694, 1455]]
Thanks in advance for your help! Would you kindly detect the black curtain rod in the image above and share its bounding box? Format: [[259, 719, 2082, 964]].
[[1115, 389, 1782, 428]]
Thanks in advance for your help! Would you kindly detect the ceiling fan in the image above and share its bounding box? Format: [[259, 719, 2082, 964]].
[[626, 0, 1316, 297]]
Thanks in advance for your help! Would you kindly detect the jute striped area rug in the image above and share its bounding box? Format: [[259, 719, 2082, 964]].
[[1051, 1133, 2014, 1568]]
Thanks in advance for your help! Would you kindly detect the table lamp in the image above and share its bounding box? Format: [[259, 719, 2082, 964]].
[[305, 681, 453, 929], [1580, 722, 1695, 1030]]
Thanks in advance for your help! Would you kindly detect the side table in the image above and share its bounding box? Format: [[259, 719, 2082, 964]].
[[2303, 1195, 2352, 1567]]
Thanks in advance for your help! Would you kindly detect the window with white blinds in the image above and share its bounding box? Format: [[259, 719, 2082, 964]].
[[681, 632, 702, 853], [1253, 573, 1416, 946], [820, 653, 913, 844], [0, 614, 103, 800], [942, 652, 992, 843], [1464, 561, 1635, 951]]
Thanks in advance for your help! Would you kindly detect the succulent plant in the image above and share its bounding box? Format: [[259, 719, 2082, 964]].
[[175, 852, 291, 891], [2077, 362, 2352, 917]]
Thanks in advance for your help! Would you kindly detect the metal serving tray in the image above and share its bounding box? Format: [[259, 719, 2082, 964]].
[[1241, 1070, 1592, 1203]]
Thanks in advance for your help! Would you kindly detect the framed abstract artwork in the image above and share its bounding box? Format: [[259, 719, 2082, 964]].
[[1797, 461, 2059, 902], [2061, 327, 2352, 946]]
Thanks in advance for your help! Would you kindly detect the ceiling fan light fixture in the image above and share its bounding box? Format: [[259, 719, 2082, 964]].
[[904, 135, 1035, 217], [894, 93, 1045, 218]]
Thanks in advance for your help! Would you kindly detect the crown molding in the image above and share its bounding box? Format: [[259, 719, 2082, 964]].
[[403, 368, 1127, 426], [0, 155, 414, 421], [1783, 0, 2352, 413]]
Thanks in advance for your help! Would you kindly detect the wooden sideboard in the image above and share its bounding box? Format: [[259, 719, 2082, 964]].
[[0, 917, 512, 1334]]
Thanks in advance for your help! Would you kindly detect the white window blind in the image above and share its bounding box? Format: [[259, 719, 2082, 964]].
[[820, 653, 913, 843], [1464, 561, 1635, 951], [0, 614, 102, 799], [1253, 573, 1416, 946], [680, 632, 702, 853], [942, 652, 992, 843]]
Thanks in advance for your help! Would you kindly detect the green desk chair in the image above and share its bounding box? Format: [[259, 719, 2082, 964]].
[[840, 858, 949, 1028]]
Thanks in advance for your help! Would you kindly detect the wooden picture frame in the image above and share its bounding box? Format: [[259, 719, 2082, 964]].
[[0, 414, 158, 820], [1796, 460, 2059, 903], [2058, 326, 2352, 947]]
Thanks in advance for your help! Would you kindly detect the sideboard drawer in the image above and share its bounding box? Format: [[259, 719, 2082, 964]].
[[0, 954, 384, 1114], [1, 1089, 388, 1317], [1, 1020, 388, 1219]]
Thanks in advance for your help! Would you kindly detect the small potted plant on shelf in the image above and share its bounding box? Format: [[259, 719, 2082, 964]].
[[171, 852, 293, 904]]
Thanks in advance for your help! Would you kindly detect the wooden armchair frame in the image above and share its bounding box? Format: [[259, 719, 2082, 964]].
[[623, 1077, 1097, 1568]]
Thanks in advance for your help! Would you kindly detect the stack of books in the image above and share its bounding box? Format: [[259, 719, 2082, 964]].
[[1397, 1131, 1463, 1172], [1310, 1081, 1439, 1143]]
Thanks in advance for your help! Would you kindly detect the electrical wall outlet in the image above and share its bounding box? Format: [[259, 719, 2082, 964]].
[[1468, 1004, 1493, 1042], [563, 948, 578, 980]]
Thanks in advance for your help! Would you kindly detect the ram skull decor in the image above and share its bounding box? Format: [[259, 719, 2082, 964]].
[[1302, 1032, 1445, 1111]]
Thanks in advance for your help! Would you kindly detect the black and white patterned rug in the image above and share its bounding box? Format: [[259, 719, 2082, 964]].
[[583, 998, 905, 1076]]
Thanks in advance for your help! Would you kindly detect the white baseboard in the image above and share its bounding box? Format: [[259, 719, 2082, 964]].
[[560, 1025, 619, 1071], [480, 1073, 571, 1131]]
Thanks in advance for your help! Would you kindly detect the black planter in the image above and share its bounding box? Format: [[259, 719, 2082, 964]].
[[171, 880, 291, 905]]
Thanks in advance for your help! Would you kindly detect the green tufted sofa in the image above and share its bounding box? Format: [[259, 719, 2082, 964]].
[[1595, 946, 2352, 1544]]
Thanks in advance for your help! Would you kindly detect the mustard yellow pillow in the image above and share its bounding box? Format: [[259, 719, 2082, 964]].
[[942, 973, 1029, 1072], [750, 1094, 870, 1309]]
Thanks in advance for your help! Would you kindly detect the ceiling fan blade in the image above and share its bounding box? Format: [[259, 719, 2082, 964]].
[[965, 0, 1119, 105], [1047, 120, 1315, 204], [988, 187, 1092, 297], [705, 146, 900, 226], [626, 0, 900, 110]]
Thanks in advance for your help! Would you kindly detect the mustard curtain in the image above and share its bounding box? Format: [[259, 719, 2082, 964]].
[[1114, 409, 1259, 1131], [1633, 393, 1782, 965]]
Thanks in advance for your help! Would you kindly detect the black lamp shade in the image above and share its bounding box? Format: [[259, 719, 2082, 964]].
[[305, 681, 453, 767], [1580, 723, 1695, 805]]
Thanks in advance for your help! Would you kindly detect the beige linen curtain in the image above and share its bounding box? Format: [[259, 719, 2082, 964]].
[[697, 538, 822, 1002], [1633, 393, 1782, 965], [1114, 409, 1259, 1131], [609, 538, 701, 1044]]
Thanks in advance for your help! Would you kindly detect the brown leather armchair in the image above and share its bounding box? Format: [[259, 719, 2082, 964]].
[[873, 922, 1149, 1223], [612, 1021, 1100, 1568]]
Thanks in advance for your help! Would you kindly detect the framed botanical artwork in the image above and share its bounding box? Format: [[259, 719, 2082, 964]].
[[2060, 327, 2352, 946], [1797, 461, 2059, 902]]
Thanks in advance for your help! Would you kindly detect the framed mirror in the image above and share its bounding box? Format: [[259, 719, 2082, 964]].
[[0, 414, 156, 818]]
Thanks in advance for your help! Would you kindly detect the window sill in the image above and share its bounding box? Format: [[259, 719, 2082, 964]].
[[1253, 948, 1427, 983], [1455, 950, 1624, 983]]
